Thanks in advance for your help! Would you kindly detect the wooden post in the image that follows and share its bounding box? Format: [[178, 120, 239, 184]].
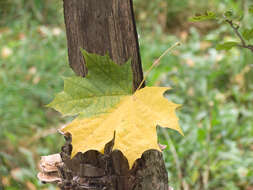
[[59, 0, 169, 189], [63, 0, 144, 91]]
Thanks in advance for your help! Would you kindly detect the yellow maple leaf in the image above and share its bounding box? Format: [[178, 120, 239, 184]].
[[61, 86, 183, 167]]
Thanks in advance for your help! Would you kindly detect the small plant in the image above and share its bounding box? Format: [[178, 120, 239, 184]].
[[190, 6, 253, 52]]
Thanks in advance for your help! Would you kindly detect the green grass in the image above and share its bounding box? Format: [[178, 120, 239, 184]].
[[138, 25, 253, 189], [0, 7, 72, 188], [1, 0, 253, 189]]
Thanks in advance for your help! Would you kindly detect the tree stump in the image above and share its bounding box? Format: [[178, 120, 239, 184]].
[[38, 0, 169, 189]]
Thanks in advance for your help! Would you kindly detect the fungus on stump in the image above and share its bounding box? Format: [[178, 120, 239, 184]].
[[38, 0, 169, 189]]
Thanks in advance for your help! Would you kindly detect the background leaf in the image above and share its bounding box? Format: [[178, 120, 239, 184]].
[[189, 11, 217, 22], [242, 28, 253, 41], [249, 5, 253, 14], [216, 42, 238, 50]]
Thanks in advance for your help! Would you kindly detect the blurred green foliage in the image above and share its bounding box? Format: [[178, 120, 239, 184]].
[[190, 7, 253, 52], [0, 0, 253, 190]]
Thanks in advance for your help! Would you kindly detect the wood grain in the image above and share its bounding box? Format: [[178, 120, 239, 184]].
[[63, 0, 144, 90]]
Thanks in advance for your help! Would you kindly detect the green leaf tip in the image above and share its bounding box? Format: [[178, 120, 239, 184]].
[[189, 11, 217, 22], [48, 49, 133, 118], [249, 5, 253, 14], [242, 28, 253, 41], [216, 42, 238, 51]]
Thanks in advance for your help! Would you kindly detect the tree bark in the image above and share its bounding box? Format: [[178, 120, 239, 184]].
[[63, 0, 144, 91], [60, 0, 169, 189]]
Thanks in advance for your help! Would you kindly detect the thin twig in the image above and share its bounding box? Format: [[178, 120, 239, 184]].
[[136, 42, 181, 91], [25, 126, 60, 146], [225, 19, 246, 46], [225, 19, 253, 53]]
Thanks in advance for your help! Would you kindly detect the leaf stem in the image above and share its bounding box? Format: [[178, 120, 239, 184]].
[[136, 42, 181, 91], [225, 19, 246, 46], [225, 19, 253, 53]]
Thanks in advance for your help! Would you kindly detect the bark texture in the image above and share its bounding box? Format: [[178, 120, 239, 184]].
[[59, 0, 169, 189], [63, 0, 144, 90], [56, 134, 168, 190]]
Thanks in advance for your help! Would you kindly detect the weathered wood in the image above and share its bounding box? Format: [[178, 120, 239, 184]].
[[63, 0, 144, 90], [61, 0, 169, 189], [56, 134, 168, 190]]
